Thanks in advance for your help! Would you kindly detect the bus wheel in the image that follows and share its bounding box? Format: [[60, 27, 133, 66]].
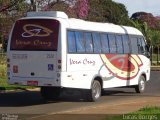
[[41, 87, 61, 100], [135, 76, 146, 93], [86, 80, 101, 102]]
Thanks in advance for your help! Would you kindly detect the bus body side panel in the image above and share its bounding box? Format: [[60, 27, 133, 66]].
[[61, 54, 101, 89], [101, 54, 150, 88], [61, 54, 150, 89], [137, 55, 151, 81]]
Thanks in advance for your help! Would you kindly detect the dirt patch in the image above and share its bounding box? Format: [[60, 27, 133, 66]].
[[58, 96, 160, 114], [29, 96, 160, 120]]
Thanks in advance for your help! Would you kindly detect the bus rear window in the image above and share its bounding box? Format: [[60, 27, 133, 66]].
[[10, 19, 59, 51]]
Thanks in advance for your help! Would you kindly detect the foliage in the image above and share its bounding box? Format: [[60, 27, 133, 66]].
[[130, 12, 160, 46], [87, 0, 130, 25], [40, 0, 130, 24], [0, 0, 29, 48], [0, 54, 6, 77], [0, 0, 24, 12], [131, 12, 160, 30], [130, 20, 151, 44], [101, 0, 130, 25], [0, 0, 28, 17], [87, 0, 105, 22], [149, 30, 160, 46], [77, 0, 88, 19]]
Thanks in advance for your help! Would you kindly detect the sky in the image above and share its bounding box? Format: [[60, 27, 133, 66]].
[[113, 0, 160, 16]]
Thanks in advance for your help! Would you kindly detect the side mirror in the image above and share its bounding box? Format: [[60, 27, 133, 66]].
[[145, 45, 150, 58], [145, 45, 150, 52]]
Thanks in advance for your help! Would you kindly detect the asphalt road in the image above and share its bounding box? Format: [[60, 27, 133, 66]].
[[0, 71, 159, 118]]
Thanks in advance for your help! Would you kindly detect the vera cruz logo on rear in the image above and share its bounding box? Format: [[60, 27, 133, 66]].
[[22, 24, 53, 38]]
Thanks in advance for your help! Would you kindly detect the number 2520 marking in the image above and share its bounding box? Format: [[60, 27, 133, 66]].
[[47, 54, 54, 58]]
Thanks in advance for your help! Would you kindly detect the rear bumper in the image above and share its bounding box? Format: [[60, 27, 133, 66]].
[[8, 76, 60, 87]]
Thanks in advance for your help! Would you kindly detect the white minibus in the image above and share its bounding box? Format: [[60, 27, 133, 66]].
[[7, 11, 150, 101]]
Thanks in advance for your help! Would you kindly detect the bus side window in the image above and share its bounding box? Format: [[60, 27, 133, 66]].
[[122, 35, 130, 54], [138, 38, 141, 53], [92, 32, 101, 53], [138, 38, 144, 54], [84, 32, 93, 53], [139, 37, 150, 58], [140, 38, 146, 53], [116, 35, 123, 54], [130, 37, 139, 54], [108, 34, 116, 54], [75, 31, 85, 53], [67, 31, 76, 53], [100, 33, 110, 53]]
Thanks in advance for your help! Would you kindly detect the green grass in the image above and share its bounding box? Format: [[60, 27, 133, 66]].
[[134, 107, 160, 114], [0, 77, 34, 90], [0, 55, 7, 77], [105, 107, 160, 120]]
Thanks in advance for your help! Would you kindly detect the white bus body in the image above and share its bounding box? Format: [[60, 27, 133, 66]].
[[7, 11, 150, 101]]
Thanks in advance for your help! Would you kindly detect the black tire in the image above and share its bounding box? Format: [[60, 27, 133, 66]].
[[135, 76, 146, 93], [101, 89, 106, 96], [41, 87, 61, 100], [86, 80, 101, 102]]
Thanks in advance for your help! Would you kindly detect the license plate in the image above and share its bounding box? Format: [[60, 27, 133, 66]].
[[27, 81, 38, 86]]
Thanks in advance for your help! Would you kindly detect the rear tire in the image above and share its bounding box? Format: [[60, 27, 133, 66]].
[[86, 80, 101, 102], [41, 87, 61, 100], [101, 89, 106, 96], [135, 76, 146, 93]]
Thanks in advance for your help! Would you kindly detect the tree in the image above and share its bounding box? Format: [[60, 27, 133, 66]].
[[29, 0, 129, 24], [102, 0, 130, 24], [77, 0, 88, 19], [87, 0, 130, 25], [150, 30, 160, 46], [130, 12, 160, 45], [0, 0, 28, 50], [0, 0, 22, 12], [0, 0, 27, 16], [131, 12, 159, 30]]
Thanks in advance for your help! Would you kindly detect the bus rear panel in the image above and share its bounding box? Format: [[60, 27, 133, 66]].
[[7, 18, 61, 87]]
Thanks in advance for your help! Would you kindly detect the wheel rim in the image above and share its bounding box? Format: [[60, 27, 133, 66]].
[[139, 79, 145, 91], [92, 81, 101, 99]]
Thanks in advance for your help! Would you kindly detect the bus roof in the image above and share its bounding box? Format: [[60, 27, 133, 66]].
[[25, 11, 143, 36], [66, 18, 143, 36]]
